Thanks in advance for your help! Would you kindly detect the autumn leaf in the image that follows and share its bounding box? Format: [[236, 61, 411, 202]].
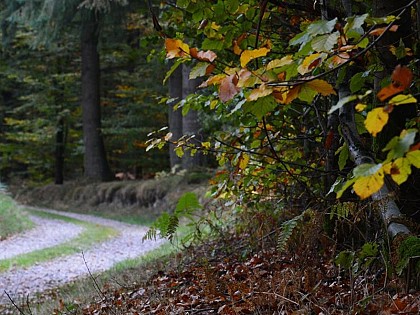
[[353, 171, 384, 199], [247, 84, 273, 101], [355, 103, 367, 112], [297, 53, 326, 75], [305, 79, 336, 96], [240, 47, 270, 68], [388, 94, 417, 106], [273, 85, 301, 104], [219, 74, 240, 102], [364, 107, 389, 137], [190, 49, 217, 62], [199, 73, 226, 88], [331, 52, 350, 65], [369, 25, 398, 36], [238, 153, 250, 169], [165, 38, 190, 59], [266, 55, 294, 70], [377, 65, 413, 101], [390, 157, 412, 184], [406, 150, 420, 168]]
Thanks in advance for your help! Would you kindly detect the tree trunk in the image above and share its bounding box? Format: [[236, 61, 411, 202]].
[[168, 62, 183, 169], [337, 0, 411, 238], [54, 116, 66, 185], [81, 10, 112, 181], [181, 64, 202, 170]]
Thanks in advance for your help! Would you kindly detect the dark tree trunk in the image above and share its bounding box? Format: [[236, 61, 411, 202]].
[[54, 116, 66, 185], [81, 10, 112, 181], [181, 64, 202, 170], [168, 62, 183, 169]]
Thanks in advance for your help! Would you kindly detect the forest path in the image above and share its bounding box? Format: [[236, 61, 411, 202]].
[[0, 208, 165, 307]]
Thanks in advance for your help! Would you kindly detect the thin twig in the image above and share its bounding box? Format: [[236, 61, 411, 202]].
[[4, 291, 28, 315]]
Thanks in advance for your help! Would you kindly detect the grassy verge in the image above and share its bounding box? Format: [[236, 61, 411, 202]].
[[0, 209, 118, 272], [0, 192, 33, 240]]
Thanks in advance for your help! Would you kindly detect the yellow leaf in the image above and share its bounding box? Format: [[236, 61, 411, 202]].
[[406, 150, 420, 168], [353, 171, 384, 200], [247, 84, 273, 101], [355, 103, 367, 112], [202, 142, 211, 149], [305, 79, 336, 96], [388, 94, 417, 106], [273, 85, 301, 104], [391, 157, 412, 184], [238, 153, 250, 170], [364, 107, 389, 137], [240, 47, 270, 68], [297, 53, 326, 75], [165, 38, 190, 59], [266, 55, 294, 70], [382, 162, 393, 174], [199, 74, 226, 88]]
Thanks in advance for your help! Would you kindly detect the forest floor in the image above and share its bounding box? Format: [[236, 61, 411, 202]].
[[3, 175, 420, 314]]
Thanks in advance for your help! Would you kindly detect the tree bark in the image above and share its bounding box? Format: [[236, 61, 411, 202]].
[[54, 116, 66, 185], [168, 62, 183, 169], [81, 10, 112, 181], [336, 0, 411, 238], [181, 64, 202, 170]]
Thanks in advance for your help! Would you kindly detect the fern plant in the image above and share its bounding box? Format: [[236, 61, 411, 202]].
[[277, 211, 308, 252], [143, 192, 202, 242]]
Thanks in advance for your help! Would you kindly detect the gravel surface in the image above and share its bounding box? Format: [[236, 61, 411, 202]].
[[0, 208, 165, 306], [0, 215, 83, 260]]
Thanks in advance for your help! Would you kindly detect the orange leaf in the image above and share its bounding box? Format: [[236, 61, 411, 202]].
[[205, 64, 216, 75], [273, 85, 301, 104], [324, 129, 334, 149], [377, 65, 413, 101], [369, 24, 399, 36], [247, 84, 273, 101], [219, 74, 240, 102], [391, 65, 413, 90], [165, 38, 189, 59], [305, 79, 336, 96]]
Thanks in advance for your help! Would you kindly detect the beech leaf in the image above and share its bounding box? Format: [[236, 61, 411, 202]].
[[219, 74, 240, 103], [165, 38, 190, 59], [305, 79, 336, 96], [364, 107, 389, 137], [390, 157, 412, 184], [353, 171, 384, 200], [240, 47, 270, 68], [388, 94, 417, 106]]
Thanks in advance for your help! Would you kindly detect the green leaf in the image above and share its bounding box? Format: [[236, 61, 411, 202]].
[[175, 192, 201, 215], [298, 85, 317, 103], [328, 95, 357, 114], [289, 31, 310, 47], [383, 129, 417, 160], [335, 250, 355, 270], [243, 95, 277, 120], [353, 163, 382, 177], [344, 14, 368, 36], [202, 38, 224, 51], [336, 143, 349, 171], [163, 59, 184, 85], [336, 178, 356, 199], [190, 62, 210, 79], [226, 0, 239, 14], [311, 32, 339, 52], [307, 18, 337, 36], [350, 72, 368, 93]]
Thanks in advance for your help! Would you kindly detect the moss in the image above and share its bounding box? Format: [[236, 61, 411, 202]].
[[396, 236, 420, 275]]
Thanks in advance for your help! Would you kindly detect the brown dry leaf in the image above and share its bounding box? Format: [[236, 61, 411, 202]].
[[219, 74, 240, 102], [369, 24, 399, 36]]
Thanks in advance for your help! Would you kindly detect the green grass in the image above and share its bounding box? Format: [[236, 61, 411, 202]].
[[0, 191, 33, 240], [0, 209, 118, 272]]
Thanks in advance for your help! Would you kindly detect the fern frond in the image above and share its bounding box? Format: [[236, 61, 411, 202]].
[[277, 213, 304, 252]]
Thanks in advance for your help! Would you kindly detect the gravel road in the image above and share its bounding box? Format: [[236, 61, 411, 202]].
[[0, 208, 165, 307]]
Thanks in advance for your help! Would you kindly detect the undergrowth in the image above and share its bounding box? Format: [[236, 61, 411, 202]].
[[0, 191, 33, 240]]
